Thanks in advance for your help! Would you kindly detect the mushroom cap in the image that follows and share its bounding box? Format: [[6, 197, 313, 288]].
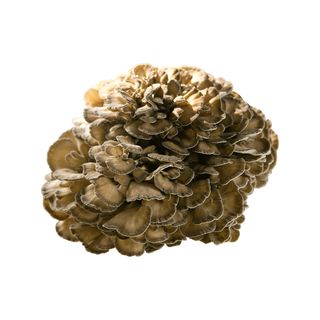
[[114, 237, 145, 257], [154, 172, 193, 197], [180, 211, 217, 238], [145, 225, 169, 243], [177, 179, 211, 210], [106, 157, 136, 175], [215, 158, 246, 185], [142, 195, 177, 223], [139, 119, 173, 135], [148, 153, 183, 163], [192, 188, 223, 224], [103, 204, 151, 237], [92, 176, 124, 207], [47, 138, 79, 171], [55, 217, 79, 242], [126, 181, 165, 201], [53, 169, 84, 181]]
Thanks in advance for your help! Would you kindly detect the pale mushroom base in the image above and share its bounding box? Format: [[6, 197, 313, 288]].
[[41, 63, 279, 257]]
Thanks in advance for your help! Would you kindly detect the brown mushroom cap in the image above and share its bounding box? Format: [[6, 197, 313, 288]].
[[56, 217, 79, 242], [92, 176, 124, 207], [70, 205, 100, 224], [106, 157, 136, 175], [47, 138, 79, 171], [142, 195, 176, 223], [180, 211, 216, 237], [162, 141, 189, 156], [114, 237, 145, 257], [215, 158, 246, 185], [192, 188, 223, 224], [80, 184, 118, 214], [138, 119, 173, 135], [116, 135, 143, 154], [177, 179, 211, 209], [53, 169, 84, 181], [126, 181, 165, 201], [148, 153, 183, 163], [103, 204, 151, 237], [70, 223, 103, 247], [154, 172, 193, 197], [145, 225, 169, 243]]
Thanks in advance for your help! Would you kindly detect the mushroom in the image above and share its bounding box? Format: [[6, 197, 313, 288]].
[[42, 63, 278, 256]]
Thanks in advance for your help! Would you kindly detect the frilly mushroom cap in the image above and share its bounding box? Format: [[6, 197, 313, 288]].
[[42, 63, 279, 256]]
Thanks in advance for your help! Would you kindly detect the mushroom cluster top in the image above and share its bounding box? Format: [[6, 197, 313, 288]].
[[41, 63, 279, 256]]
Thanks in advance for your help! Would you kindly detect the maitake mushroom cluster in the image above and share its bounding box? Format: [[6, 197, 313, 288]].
[[41, 64, 279, 256]]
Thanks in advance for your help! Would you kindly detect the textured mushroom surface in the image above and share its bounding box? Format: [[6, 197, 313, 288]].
[[41, 64, 279, 256]]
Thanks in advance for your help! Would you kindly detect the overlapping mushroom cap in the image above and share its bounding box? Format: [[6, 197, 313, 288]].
[[41, 64, 279, 256]]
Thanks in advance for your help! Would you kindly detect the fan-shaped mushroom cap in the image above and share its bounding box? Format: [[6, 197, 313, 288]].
[[105, 92, 128, 110], [192, 188, 223, 224], [201, 228, 231, 245], [148, 153, 183, 163], [70, 205, 99, 224], [80, 184, 118, 214], [215, 158, 246, 185], [192, 140, 221, 155], [138, 119, 173, 135], [70, 223, 103, 247], [145, 225, 169, 243], [162, 167, 181, 180], [54, 188, 76, 212], [219, 181, 244, 216], [47, 138, 79, 171], [84, 91, 103, 110], [106, 157, 136, 175], [56, 217, 79, 242], [102, 141, 123, 157], [89, 119, 109, 145], [103, 204, 151, 237], [180, 211, 216, 237], [234, 138, 271, 156], [154, 172, 193, 197], [92, 176, 124, 207], [53, 169, 84, 181], [41, 180, 61, 199], [177, 179, 211, 210], [142, 195, 176, 223], [124, 120, 152, 140], [116, 135, 143, 154], [162, 141, 189, 155], [43, 198, 69, 221], [114, 237, 145, 257], [126, 181, 165, 201]]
